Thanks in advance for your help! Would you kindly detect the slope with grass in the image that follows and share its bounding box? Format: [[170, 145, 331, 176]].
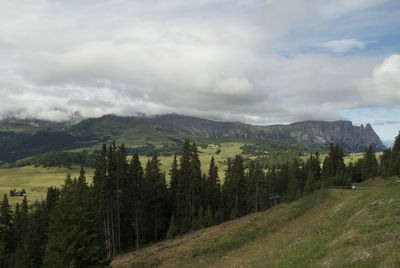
[[0, 114, 385, 163], [112, 177, 400, 267]]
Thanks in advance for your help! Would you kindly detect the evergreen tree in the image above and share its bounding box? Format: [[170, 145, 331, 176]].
[[286, 159, 301, 202], [143, 152, 169, 242], [166, 216, 177, 239], [0, 194, 13, 266], [221, 158, 233, 220], [12, 197, 28, 249], [246, 160, 265, 213], [321, 144, 346, 186], [390, 132, 400, 176], [22, 187, 59, 268], [206, 156, 220, 215], [303, 153, 321, 194], [204, 206, 214, 227], [230, 155, 247, 218], [175, 140, 204, 232], [169, 155, 179, 219], [176, 140, 193, 233], [193, 206, 204, 230], [44, 171, 105, 267], [361, 145, 379, 180], [127, 152, 144, 250], [380, 149, 392, 177]]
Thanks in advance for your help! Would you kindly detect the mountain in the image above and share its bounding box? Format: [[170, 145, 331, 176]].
[[75, 114, 384, 151], [66, 111, 84, 126], [0, 114, 386, 162], [0, 117, 56, 128]]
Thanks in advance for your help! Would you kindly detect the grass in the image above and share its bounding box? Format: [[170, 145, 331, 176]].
[[138, 142, 244, 182], [0, 142, 376, 208], [0, 142, 241, 206], [111, 176, 400, 268], [0, 165, 94, 206]]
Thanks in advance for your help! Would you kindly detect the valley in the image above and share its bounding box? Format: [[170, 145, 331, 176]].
[[0, 140, 371, 207]]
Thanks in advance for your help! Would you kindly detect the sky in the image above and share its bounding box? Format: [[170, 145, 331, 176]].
[[0, 0, 400, 143]]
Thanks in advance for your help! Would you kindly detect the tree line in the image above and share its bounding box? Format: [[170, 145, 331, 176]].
[[1, 133, 399, 267], [13, 151, 97, 169]]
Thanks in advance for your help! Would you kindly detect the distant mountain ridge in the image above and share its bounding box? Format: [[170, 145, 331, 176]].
[[0, 113, 386, 162], [73, 114, 385, 152]]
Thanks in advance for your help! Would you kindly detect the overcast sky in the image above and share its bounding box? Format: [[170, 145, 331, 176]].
[[1, 0, 400, 142]]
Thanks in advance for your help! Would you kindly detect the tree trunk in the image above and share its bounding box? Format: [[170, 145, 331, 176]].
[[103, 210, 110, 259], [255, 184, 258, 213], [111, 201, 116, 256], [117, 197, 121, 254], [135, 209, 140, 250]]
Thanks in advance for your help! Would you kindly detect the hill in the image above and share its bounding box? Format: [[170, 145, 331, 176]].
[[0, 114, 385, 163], [112, 177, 400, 267]]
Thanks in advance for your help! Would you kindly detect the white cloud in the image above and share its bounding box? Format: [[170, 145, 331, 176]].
[[361, 54, 400, 106], [317, 39, 367, 53], [215, 78, 253, 96], [262, 0, 317, 38], [318, 0, 388, 18], [0, 0, 399, 128]]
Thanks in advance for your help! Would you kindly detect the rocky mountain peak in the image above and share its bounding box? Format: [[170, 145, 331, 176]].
[[67, 111, 84, 126]]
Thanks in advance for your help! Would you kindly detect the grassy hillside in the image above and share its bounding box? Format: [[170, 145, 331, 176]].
[[112, 177, 400, 267], [0, 165, 94, 206]]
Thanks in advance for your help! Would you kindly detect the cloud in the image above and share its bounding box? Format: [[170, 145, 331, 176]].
[[0, 0, 399, 130], [262, 0, 316, 38], [361, 54, 400, 106], [317, 39, 367, 53], [318, 0, 389, 18]]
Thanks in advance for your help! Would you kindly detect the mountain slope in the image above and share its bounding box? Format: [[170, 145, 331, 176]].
[[0, 114, 385, 162], [112, 178, 400, 267], [71, 114, 385, 151]]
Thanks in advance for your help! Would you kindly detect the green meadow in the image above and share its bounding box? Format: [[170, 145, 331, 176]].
[[0, 142, 243, 206], [0, 165, 94, 206], [0, 141, 379, 207]]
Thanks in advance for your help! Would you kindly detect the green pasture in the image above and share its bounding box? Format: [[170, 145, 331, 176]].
[[0, 165, 94, 206], [0, 142, 382, 207]]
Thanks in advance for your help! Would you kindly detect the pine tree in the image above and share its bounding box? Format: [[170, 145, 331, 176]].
[[304, 153, 321, 194], [12, 196, 28, 255], [190, 143, 203, 225], [193, 206, 204, 230], [0, 194, 13, 266], [361, 145, 379, 180], [166, 216, 177, 239], [143, 152, 169, 242], [321, 144, 346, 186], [380, 149, 392, 177], [127, 152, 144, 250], [206, 156, 220, 215], [390, 132, 400, 176], [229, 155, 247, 218], [176, 140, 193, 233], [286, 159, 301, 202], [175, 140, 204, 232], [214, 207, 224, 225], [204, 206, 214, 227], [43, 171, 105, 267], [169, 155, 179, 219], [221, 158, 233, 221]]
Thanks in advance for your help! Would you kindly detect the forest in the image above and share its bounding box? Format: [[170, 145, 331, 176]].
[[0, 133, 399, 267]]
